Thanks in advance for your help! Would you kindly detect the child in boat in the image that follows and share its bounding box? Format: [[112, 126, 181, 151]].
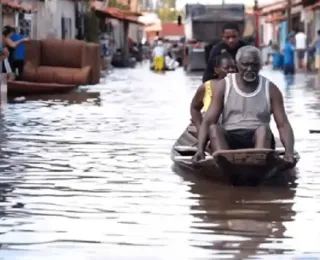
[[190, 51, 236, 133]]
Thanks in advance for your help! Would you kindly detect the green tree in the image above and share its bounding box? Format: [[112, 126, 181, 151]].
[[84, 9, 100, 43], [159, 0, 176, 9], [108, 0, 130, 10], [157, 8, 182, 22]]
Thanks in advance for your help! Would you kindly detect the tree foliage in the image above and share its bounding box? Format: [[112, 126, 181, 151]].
[[84, 9, 100, 43], [108, 0, 130, 10], [156, 8, 182, 22]]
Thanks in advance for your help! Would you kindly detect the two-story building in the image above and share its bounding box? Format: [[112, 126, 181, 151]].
[[2, 0, 77, 40]]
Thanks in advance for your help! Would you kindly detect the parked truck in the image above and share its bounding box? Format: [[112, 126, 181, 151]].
[[182, 4, 246, 71]]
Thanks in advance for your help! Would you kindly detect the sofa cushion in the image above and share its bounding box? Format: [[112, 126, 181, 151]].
[[54, 70, 76, 85], [34, 66, 55, 83], [41, 39, 84, 68], [34, 66, 90, 86]]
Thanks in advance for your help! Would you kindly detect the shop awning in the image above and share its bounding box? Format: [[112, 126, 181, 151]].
[[1, 0, 38, 13], [91, 1, 143, 24], [260, 0, 302, 16]]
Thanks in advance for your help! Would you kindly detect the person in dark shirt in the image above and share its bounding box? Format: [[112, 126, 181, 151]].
[[11, 28, 28, 80], [283, 34, 295, 75], [202, 23, 248, 83]]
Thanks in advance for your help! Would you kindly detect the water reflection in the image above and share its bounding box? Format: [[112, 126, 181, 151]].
[[8, 91, 101, 106], [284, 75, 295, 89], [173, 165, 296, 259], [0, 65, 320, 259]]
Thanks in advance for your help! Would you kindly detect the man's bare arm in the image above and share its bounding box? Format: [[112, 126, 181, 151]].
[[197, 79, 225, 153], [0, 47, 9, 61], [270, 82, 295, 154]]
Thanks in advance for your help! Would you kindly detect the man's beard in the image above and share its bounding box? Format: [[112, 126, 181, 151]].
[[243, 71, 258, 82]]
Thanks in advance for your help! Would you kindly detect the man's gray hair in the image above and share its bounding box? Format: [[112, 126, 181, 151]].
[[235, 45, 261, 64]]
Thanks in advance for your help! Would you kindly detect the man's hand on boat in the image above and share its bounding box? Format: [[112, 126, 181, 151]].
[[283, 153, 296, 165], [194, 46, 295, 157], [192, 150, 205, 164]]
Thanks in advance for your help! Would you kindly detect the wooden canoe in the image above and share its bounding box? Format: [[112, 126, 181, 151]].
[[150, 66, 175, 72], [171, 124, 300, 186]]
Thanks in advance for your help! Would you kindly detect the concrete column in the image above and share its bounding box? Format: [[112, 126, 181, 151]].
[[123, 20, 129, 66]]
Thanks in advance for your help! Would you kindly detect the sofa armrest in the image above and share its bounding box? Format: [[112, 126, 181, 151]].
[[81, 43, 101, 85], [25, 40, 41, 67]]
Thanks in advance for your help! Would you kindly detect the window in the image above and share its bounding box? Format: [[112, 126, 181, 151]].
[[61, 17, 72, 39], [18, 12, 32, 37]]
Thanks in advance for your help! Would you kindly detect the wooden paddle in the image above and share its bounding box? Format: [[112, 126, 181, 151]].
[[309, 130, 320, 134]]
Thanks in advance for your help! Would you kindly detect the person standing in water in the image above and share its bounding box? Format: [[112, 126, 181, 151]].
[[283, 34, 296, 87], [283, 34, 295, 76], [2, 26, 29, 79], [11, 28, 28, 79], [152, 40, 165, 71], [190, 51, 236, 133], [193, 46, 295, 164]]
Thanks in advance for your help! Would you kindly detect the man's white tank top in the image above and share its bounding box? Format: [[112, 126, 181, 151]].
[[221, 73, 271, 131]]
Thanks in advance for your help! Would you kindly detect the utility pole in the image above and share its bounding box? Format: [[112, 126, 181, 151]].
[[254, 0, 260, 47], [287, 0, 292, 34], [0, 1, 3, 91], [0, 2, 2, 47], [0, 1, 6, 107]]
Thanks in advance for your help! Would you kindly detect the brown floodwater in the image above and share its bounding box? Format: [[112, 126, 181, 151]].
[[0, 62, 320, 259]]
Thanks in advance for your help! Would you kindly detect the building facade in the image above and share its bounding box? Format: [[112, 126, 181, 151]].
[[259, 0, 320, 48]]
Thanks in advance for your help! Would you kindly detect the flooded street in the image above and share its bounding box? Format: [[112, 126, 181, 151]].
[[1, 62, 320, 259]]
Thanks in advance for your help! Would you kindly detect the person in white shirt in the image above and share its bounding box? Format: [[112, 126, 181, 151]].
[[152, 40, 165, 71], [295, 28, 307, 70]]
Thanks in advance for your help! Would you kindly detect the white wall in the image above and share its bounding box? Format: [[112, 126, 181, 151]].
[[58, 0, 76, 39], [111, 19, 143, 48], [264, 23, 273, 45], [184, 18, 193, 41], [34, 0, 75, 39], [260, 16, 273, 46], [128, 23, 143, 43], [3, 13, 15, 27], [315, 10, 320, 36], [110, 19, 124, 50]]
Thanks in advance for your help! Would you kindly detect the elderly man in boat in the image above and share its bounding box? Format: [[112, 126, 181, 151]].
[[193, 45, 296, 164], [190, 51, 236, 133]]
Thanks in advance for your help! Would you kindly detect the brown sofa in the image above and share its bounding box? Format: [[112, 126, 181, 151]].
[[22, 39, 101, 86]]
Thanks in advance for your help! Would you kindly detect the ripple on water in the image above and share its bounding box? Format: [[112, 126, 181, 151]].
[[0, 65, 320, 259]]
